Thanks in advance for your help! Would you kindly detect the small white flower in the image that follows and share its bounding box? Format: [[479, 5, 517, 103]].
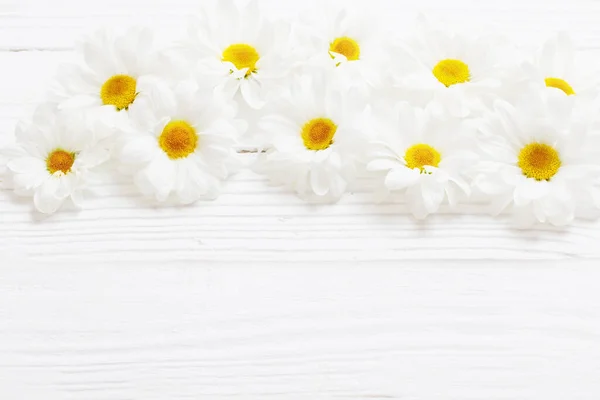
[[524, 33, 600, 99], [389, 16, 510, 118], [254, 73, 370, 202], [294, 5, 386, 94], [4, 104, 110, 214], [474, 90, 600, 227], [367, 102, 477, 219], [49, 27, 165, 131], [177, 0, 291, 109], [118, 78, 244, 204]]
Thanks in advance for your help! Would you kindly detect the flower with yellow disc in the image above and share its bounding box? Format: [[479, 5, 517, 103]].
[[117, 77, 244, 204], [293, 5, 386, 95], [525, 33, 600, 99], [367, 102, 478, 219], [49, 27, 166, 131], [4, 104, 110, 214], [389, 16, 510, 118], [254, 73, 371, 202], [178, 0, 292, 109], [474, 90, 600, 227]]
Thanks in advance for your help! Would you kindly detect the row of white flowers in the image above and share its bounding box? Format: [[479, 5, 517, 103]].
[[3, 0, 600, 227]]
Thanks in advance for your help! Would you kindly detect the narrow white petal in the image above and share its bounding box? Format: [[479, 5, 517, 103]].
[[240, 78, 266, 109], [367, 159, 401, 172], [309, 167, 330, 196], [384, 168, 419, 191], [33, 177, 66, 214]]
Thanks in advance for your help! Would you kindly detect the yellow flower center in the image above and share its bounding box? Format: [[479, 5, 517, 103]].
[[46, 149, 75, 174], [404, 144, 441, 171], [222, 44, 260, 77], [100, 74, 137, 110], [158, 121, 198, 160], [432, 59, 470, 87], [301, 118, 337, 151], [329, 37, 360, 61], [518, 142, 561, 181], [545, 77, 575, 95]]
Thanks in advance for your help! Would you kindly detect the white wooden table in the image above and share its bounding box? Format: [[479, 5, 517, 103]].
[[2, 0, 600, 398]]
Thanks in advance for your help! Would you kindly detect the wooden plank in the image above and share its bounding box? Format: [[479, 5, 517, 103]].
[[1, 261, 600, 399]]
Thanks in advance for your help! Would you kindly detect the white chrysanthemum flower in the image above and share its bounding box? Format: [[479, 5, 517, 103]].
[[294, 5, 385, 94], [367, 102, 477, 219], [524, 33, 600, 99], [389, 16, 510, 117], [178, 0, 291, 109], [49, 27, 165, 129], [118, 78, 244, 204], [474, 90, 600, 227], [254, 74, 370, 202], [4, 104, 110, 214]]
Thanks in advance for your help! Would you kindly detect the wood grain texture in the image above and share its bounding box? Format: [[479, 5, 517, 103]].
[[2, 0, 600, 398], [2, 262, 600, 399]]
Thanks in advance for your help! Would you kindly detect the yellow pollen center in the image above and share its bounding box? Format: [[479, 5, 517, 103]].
[[432, 59, 471, 87], [329, 37, 361, 61], [301, 118, 337, 151], [158, 121, 198, 160], [46, 149, 75, 174], [222, 44, 260, 77], [404, 144, 441, 172], [545, 77, 575, 95], [518, 142, 561, 181], [100, 74, 137, 110]]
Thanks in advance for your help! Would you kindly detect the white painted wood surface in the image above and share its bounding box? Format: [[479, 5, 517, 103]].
[[2, 0, 600, 398]]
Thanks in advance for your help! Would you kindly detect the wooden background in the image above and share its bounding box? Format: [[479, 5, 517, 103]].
[[2, 0, 600, 398]]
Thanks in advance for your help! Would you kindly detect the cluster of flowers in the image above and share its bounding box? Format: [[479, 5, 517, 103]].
[[3, 0, 600, 227]]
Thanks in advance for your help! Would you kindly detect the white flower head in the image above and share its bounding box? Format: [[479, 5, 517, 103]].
[[254, 72, 371, 202], [118, 77, 244, 204], [49, 27, 168, 139], [178, 0, 291, 109], [390, 15, 511, 118], [474, 90, 600, 227], [5, 104, 110, 214], [293, 3, 386, 94], [525, 33, 600, 99], [367, 102, 478, 219]]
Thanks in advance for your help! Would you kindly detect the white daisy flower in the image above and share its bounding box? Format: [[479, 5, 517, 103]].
[[178, 0, 291, 109], [118, 78, 244, 204], [49, 27, 165, 129], [254, 73, 370, 202], [4, 104, 110, 214], [367, 102, 477, 219], [389, 16, 510, 118], [525, 33, 600, 99], [294, 4, 385, 94], [474, 90, 600, 227]]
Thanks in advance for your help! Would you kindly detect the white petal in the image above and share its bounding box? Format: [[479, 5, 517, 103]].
[[134, 155, 176, 202], [7, 157, 46, 174], [76, 147, 110, 169], [384, 168, 419, 191], [83, 35, 115, 77], [120, 136, 158, 165], [33, 177, 66, 214], [367, 159, 401, 172], [489, 193, 514, 216], [421, 176, 445, 214], [59, 95, 101, 109], [328, 172, 347, 199], [240, 78, 265, 109], [309, 167, 330, 196], [514, 178, 548, 206], [406, 184, 429, 219]]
